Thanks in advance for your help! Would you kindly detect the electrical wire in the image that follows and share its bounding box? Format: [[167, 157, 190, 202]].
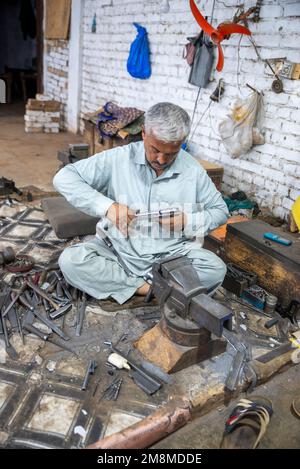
[[189, 87, 202, 139], [187, 0, 217, 146], [210, 0, 216, 22], [208, 102, 220, 137], [189, 100, 212, 143]]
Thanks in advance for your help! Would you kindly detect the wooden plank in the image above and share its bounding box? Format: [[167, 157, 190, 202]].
[[209, 216, 248, 244], [45, 0, 71, 39]]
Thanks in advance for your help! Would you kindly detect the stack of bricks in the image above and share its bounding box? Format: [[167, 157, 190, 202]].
[[24, 94, 61, 133]]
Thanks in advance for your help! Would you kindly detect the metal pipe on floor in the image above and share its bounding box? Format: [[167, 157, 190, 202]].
[[87, 396, 192, 449]]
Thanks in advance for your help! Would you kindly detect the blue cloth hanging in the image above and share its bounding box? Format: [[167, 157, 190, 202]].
[[127, 23, 151, 79]]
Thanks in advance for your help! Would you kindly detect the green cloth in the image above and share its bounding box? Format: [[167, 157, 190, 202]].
[[223, 197, 255, 213]]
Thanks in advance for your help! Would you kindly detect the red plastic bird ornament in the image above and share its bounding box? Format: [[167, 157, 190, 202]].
[[190, 0, 251, 71]]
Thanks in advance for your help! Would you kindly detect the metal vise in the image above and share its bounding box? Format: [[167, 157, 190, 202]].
[[136, 255, 233, 372], [151, 255, 232, 338]]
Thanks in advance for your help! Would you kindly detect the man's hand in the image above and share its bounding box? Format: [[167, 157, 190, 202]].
[[106, 202, 136, 235], [159, 211, 187, 233]]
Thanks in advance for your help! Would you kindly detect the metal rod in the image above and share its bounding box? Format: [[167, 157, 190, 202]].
[[2, 285, 26, 318], [26, 279, 60, 310]]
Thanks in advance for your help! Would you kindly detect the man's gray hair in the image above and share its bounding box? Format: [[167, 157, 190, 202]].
[[144, 102, 191, 142]]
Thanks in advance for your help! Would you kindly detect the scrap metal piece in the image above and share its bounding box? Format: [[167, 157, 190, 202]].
[[140, 360, 174, 385], [76, 292, 86, 337], [81, 360, 97, 390], [256, 341, 292, 363], [111, 346, 162, 395], [2, 285, 26, 318], [225, 350, 246, 391], [54, 272, 73, 302], [106, 377, 123, 401], [22, 310, 78, 355], [129, 370, 161, 395], [49, 303, 72, 320], [222, 328, 251, 391], [24, 323, 49, 341], [0, 297, 19, 360], [18, 294, 70, 341], [42, 298, 52, 319], [135, 310, 161, 321]]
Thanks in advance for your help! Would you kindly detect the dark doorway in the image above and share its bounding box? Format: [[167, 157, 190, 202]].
[[0, 0, 43, 105]]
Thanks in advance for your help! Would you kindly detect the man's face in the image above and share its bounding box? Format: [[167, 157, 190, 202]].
[[142, 129, 184, 176]]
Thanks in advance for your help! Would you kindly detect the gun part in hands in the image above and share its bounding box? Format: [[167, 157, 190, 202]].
[[135, 208, 180, 220]]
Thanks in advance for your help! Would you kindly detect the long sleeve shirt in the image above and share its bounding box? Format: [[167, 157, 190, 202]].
[[53, 141, 229, 276]]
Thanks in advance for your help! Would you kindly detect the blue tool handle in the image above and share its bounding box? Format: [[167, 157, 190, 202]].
[[263, 232, 292, 246]]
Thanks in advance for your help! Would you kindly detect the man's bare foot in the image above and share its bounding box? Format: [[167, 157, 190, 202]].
[[136, 283, 151, 296]]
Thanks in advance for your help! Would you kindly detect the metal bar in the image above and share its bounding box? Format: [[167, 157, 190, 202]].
[[111, 346, 162, 391], [225, 350, 245, 391], [0, 310, 19, 359], [81, 360, 97, 390], [75, 292, 86, 337], [31, 308, 70, 341], [19, 295, 70, 341], [2, 285, 26, 318]]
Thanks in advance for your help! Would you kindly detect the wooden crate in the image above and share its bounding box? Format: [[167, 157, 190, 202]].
[[224, 220, 300, 306]]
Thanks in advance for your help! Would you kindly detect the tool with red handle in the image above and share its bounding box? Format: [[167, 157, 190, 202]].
[[189, 0, 251, 71]]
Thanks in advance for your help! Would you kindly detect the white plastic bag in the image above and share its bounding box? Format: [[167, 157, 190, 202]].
[[219, 92, 264, 158]]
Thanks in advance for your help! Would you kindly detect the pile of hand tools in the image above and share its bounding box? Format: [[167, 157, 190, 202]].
[[0, 266, 88, 359]]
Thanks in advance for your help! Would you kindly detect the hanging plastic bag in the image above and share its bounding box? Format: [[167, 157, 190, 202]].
[[188, 30, 214, 88], [127, 23, 151, 79], [219, 92, 265, 158]]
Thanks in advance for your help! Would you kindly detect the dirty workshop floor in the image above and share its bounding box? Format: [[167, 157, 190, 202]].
[[153, 364, 300, 450], [0, 103, 299, 450]]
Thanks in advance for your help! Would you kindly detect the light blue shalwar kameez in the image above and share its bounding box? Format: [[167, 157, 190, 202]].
[[53, 141, 229, 304]]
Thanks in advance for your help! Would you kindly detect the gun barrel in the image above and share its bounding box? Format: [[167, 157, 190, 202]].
[[136, 208, 180, 219]]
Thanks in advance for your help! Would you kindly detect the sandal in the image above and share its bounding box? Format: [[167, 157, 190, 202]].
[[291, 396, 300, 419], [220, 397, 273, 449], [98, 295, 158, 312]]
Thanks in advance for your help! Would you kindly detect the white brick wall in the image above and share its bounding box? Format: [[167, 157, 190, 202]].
[[44, 0, 300, 218], [44, 40, 69, 129]]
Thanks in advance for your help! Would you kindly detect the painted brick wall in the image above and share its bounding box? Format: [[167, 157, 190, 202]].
[[44, 39, 69, 129], [45, 0, 300, 219]]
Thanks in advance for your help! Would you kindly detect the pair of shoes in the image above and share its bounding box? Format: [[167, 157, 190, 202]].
[[220, 397, 273, 449]]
